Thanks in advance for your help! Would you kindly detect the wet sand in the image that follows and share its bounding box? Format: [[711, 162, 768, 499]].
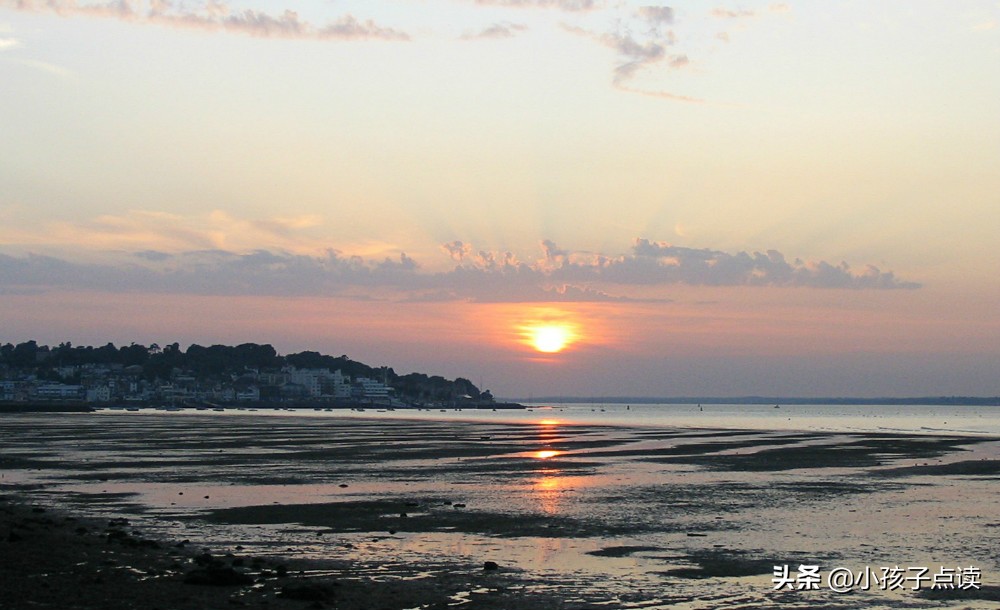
[[2, 412, 999, 609]]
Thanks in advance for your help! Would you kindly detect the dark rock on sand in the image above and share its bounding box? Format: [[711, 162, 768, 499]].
[[586, 545, 660, 558], [920, 585, 1000, 601], [483, 561, 499, 571], [279, 581, 339, 602], [183, 565, 255, 586]]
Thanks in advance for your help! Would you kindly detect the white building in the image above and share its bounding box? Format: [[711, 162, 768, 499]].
[[236, 387, 260, 402], [287, 367, 350, 399], [86, 385, 112, 403], [36, 383, 84, 400], [355, 377, 392, 399]]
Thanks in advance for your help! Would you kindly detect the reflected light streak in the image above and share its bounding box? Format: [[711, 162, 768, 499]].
[[533, 470, 564, 514], [534, 450, 561, 459]]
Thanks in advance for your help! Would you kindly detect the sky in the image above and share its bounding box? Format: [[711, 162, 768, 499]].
[[1, 0, 999, 398]]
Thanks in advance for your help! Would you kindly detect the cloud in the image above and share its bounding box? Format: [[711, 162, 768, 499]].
[[560, 6, 703, 102], [437, 238, 920, 293], [972, 20, 996, 31], [5, 57, 74, 78], [0, 36, 19, 49], [0, 209, 337, 255], [6, 0, 410, 41], [0, 237, 921, 303], [460, 21, 528, 40], [710, 7, 757, 19], [637, 6, 675, 26], [618, 239, 921, 289], [473, 0, 600, 11], [441, 241, 472, 262], [0, 249, 423, 297], [614, 84, 704, 103], [562, 23, 687, 90]]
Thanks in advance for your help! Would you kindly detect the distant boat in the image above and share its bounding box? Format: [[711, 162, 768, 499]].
[[774, 404, 780, 409]]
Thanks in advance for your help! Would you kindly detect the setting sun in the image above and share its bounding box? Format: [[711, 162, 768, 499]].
[[531, 325, 573, 353]]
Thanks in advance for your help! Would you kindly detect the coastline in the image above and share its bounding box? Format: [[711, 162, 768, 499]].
[[0, 400, 526, 414]]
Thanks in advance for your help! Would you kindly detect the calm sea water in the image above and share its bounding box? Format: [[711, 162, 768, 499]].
[[186, 401, 1000, 436]]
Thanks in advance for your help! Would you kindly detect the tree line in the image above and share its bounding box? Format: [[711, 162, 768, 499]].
[[0, 341, 487, 403]]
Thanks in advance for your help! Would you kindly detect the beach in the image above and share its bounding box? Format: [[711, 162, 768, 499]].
[[2, 409, 1000, 609]]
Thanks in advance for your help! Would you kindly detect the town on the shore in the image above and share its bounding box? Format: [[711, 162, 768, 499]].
[[0, 341, 520, 410]]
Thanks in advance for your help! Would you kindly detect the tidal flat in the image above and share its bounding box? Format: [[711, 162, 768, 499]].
[[2, 411, 999, 609]]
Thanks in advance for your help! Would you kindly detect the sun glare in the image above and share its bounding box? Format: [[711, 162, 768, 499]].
[[529, 324, 574, 353], [508, 307, 590, 356]]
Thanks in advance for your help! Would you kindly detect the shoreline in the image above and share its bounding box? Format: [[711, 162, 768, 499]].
[[0, 400, 526, 414]]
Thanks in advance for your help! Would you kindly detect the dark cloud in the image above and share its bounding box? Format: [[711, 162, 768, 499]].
[[0, 239, 920, 304]]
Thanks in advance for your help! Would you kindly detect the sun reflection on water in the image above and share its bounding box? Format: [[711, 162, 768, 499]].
[[533, 470, 565, 514]]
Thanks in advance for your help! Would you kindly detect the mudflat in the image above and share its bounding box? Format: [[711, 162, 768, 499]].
[[2, 411, 999, 609]]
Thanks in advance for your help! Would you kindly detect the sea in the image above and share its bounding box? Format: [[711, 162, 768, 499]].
[[335, 401, 1000, 436]]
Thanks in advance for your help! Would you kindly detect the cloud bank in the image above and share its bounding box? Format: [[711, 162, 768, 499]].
[[0, 238, 921, 302]]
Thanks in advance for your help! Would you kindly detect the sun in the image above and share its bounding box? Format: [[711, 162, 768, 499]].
[[511, 307, 584, 356], [529, 324, 574, 353]]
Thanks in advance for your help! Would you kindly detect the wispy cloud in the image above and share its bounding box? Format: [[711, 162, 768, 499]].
[[559, 5, 707, 102], [460, 21, 528, 40], [0, 237, 921, 303], [5, 0, 410, 41], [1, 209, 332, 255], [0, 36, 19, 50], [561, 22, 687, 87], [6, 57, 74, 78], [710, 7, 758, 19], [637, 6, 675, 26], [472, 0, 601, 11]]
